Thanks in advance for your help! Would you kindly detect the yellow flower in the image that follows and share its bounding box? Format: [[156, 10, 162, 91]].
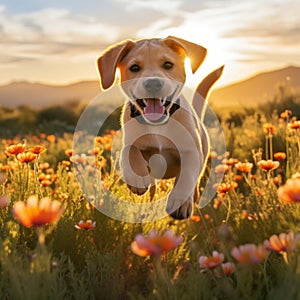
[[199, 251, 224, 270], [131, 229, 182, 257], [75, 220, 96, 230], [13, 196, 64, 227], [278, 178, 300, 203], [263, 123, 276, 134], [264, 232, 300, 253], [231, 244, 268, 264]]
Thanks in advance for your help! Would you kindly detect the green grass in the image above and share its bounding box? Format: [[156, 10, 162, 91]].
[[0, 104, 300, 300]]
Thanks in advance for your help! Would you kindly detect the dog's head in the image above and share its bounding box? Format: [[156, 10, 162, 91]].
[[97, 36, 207, 125]]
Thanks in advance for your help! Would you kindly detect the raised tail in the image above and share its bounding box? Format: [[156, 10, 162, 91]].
[[192, 65, 224, 121]]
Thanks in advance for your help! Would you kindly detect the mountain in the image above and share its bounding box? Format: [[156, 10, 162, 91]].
[[0, 80, 101, 108], [0, 65, 299, 109], [209, 66, 300, 107]]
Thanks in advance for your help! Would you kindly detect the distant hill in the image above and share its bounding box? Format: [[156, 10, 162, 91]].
[[0, 65, 299, 109], [0, 80, 101, 108], [209, 66, 300, 107]]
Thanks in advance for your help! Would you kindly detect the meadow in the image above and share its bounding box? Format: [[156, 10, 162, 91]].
[[0, 91, 300, 299]]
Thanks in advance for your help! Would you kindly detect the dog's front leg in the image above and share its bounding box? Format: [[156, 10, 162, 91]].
[[166, 150, 202, 219], [121, 145, 151, 195]]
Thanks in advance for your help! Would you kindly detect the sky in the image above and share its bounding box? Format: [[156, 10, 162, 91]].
[[0, 0, 300, 88]]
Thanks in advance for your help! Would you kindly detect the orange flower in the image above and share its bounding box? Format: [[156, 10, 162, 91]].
[[190, 215, 201, 222], [222, 158, 239, 166], [257, 160, 280, 171], [264, 232, 300, 253], [278, 178, 300, 203], [274, 152, 286, 160], [288, 121, 300, 131], [235, 162, 253, 173], [263, 123, 276, 134], [28, 145, 47, 155], [75, 220, 96, 230], [17, 152, 37, 163], [221, 262, 235, 275], [0, 195, 10, 208], [231, 244, 268, 264], [65, 149, 74, 157], [47, 135, 56, 142], [216, 182, 238, 194], [131, 229, 182, 257], [13, 196, 64, 227], [5, 143, 26, 156], [280, 110, 292, 119], [199, 251, 224, 270]]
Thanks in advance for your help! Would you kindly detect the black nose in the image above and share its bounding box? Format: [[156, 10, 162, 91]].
[[143, 78, 163, 94]]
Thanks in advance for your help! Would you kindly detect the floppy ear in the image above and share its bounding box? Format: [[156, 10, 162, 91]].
[[97, 40, 135, 90], [163, 36, 207, 73]]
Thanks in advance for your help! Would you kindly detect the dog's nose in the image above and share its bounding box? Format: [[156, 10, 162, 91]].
[[143, 78, 163, 94]]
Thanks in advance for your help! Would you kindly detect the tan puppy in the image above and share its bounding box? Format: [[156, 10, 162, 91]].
[[97, 36, 223, 219]]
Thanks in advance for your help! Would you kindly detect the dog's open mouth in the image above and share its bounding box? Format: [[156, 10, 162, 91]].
[[136, 98, 168, 122]]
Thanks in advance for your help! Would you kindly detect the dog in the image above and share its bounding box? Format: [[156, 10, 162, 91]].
[[97, 36, 223, 219]]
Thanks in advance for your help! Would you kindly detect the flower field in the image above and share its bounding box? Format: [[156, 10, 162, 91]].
[[0, 99, 300, 299]]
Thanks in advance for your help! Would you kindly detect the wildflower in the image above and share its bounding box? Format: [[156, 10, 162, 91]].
[[12, 196, 64, 227], [0, 195, 10, 208], [231, 244, 268, 264], [190, 215, 201, 222], [28, 145, 47, 155], [235, 162, 253, 173], [221, 262, 235, 275], [17, 152, 37, 163], [257, 160, 280, 171], [75, 220, 96, 230], [215, 164, 229, 174], [278, 178, 300, 203], [47, 135, 56, 142], [216, 182, 238, 194], [264, 232, 300, 253], [199, 251, 224, 270], [280, 110, 292, 119], [5, 143, 26, 156], [288, 121, 300, 131], [65, 149, 74, 157], [222, 158, 239, 166], [131, 229, 182, 257], [263, 123, 276, 134], [274, 152, 287, 160]]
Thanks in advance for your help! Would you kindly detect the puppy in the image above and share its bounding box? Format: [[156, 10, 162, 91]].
[[97, 36, 223, 219]]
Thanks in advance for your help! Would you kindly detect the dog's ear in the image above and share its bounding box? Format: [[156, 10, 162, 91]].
[[164, 36, 207, 73], [97, 40, 135, 90]]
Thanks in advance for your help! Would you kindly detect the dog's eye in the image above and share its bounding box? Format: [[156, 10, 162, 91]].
[[129, 64, 141, 72], [163, 61, 173, 70]]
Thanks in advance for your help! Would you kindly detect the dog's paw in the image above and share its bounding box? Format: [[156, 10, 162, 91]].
[[124, 174, 151, 196], [166, 196, 193, 220]]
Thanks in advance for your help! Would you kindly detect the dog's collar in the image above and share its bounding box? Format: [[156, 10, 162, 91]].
[[129, 98, 180, 124]]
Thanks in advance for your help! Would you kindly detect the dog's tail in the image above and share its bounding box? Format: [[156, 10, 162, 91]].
[[192, 65, 224, 121]]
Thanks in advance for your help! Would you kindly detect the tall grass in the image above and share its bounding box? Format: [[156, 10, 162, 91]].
[[0, 104, 300, 299]]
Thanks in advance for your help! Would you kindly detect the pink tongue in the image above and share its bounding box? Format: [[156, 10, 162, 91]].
[[144, 100, 165, 121]]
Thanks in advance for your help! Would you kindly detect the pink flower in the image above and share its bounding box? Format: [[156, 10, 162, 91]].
[[231, 244, 269, 264], [264, 232, 300, 253], [221, 262, 235, 275], [278, 178, 300, 203], [199, 251, 224, 270], [131, 229, 182, 257], [0, 195, 10, 208]]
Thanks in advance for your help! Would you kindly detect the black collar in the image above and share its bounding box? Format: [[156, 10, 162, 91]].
[[129, 98, 180, 124]]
